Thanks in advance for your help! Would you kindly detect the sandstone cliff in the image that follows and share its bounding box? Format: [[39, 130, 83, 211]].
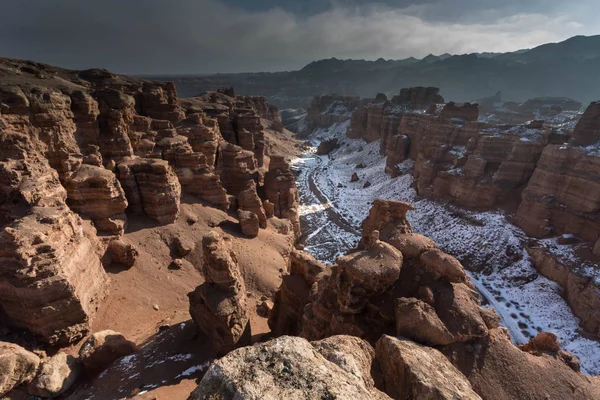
[[0, 57, 297, 350]]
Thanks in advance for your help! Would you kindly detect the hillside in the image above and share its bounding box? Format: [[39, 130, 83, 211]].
[[148, 35, 600, 109]]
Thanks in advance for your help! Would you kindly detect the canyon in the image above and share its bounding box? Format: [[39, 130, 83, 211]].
[[1, 57, 600, 400]]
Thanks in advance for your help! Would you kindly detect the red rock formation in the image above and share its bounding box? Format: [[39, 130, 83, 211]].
[[0, 206, 109, 345], [117, 158, 181, 224], [188, 232, 250, 355], [63, 165, 128, 234], [218, 143, 257, 197], [515, 143, 600, 241], [306, 95, 360, 130], [264, 156, 300, 237], [237, 181, 267, 229], [527, 246, 600, 336]]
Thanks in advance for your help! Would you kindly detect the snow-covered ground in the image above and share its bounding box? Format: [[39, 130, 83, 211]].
[[292, 121, 600, 375]]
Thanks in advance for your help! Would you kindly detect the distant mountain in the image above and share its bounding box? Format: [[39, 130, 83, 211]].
[[150, 35, 600, 109]]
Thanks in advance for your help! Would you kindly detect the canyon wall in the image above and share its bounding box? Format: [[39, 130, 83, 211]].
[[312, 88, 600, 336], [0, 59, 297, 345]]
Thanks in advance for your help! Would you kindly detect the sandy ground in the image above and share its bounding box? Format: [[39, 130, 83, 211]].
[[45, 127, 301, 399]]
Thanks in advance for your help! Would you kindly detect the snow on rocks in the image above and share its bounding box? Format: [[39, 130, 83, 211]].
[[293, 126, 600, 374]]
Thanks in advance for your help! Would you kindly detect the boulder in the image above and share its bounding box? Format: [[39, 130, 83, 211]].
[[420, 249, 467, 283], [350, 172, 359, 182], [311, 335, 377, 391], [388, 233, 437, 258], [28, 352, 81, 398], [106, 239, 138, 268], [0, 342, 40, 397], [238, 209, 259, 237], [376, 335, 481, 400], [188, 336, 390, 400], [78, 330, 137, 373], [394, 297, 455, 346]]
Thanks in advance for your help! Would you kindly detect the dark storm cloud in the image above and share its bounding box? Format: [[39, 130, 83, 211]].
[[0, 0, 596, 74]]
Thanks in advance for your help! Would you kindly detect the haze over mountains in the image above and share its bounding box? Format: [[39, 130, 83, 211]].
[[151, 35, 600, 109]]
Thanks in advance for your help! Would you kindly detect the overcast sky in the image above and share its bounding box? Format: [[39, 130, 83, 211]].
[[1, 0, 598, 74]]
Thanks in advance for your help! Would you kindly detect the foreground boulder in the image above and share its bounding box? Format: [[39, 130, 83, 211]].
[[0, 342, 40, 397], [78, 330, 137, 373], [188, 335, 390, 400], [188, 232, 250, 355], [28, 352, 81, 398], [376, 335, 481, 400]]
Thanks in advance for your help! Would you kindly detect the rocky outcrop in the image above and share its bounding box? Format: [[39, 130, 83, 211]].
[[117, 157, 181, 224], [78, 330, 137, 373], [218, 143, 257, 197], [396, 87, 445, 109], [360, 199, 414, 243], [0, 207, 109, 345], [443, 328, 600, 400], [0, 342, 40, 397], [316, 137, 339, 155], [237, 181, 267, 229], [188, 232, 250, 355], [527, 246, 600, 336], [188, 335, 390, 400], [264, 156, 300, 237], [376, 335, 481, 400], [64, 164, 128, 234], [306, 95, 360, 131], [440, 101, 479, 121], [28, 352, 81, 398], [268, 250, 326, 337], [266, 199, 598, 399], [515, 142, 600, 241], [237, 209, 259, 237], [571, 101, 600, 145]]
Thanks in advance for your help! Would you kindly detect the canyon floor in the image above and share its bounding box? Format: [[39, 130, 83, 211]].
[[293, 120, 600, 375]]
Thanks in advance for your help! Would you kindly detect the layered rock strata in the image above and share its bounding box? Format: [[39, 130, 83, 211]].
[[188, 232, 250, 355]]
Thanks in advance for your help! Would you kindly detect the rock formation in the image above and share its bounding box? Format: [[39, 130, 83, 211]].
[[188, 232, 250, 355], [263, 200, 600, 400], [0, 342, 40, 397], [237, 181, 267, 229], [268, 250, 327, 337], [63, 164, 128, 234], [305, 95, 360, 131], [316, 137, 339, 155], [78, 330, 137, 373], [264, 156, 300, 237], [376, 335, 481, 399], [117, 158, 181, 224], [237, 209, 259, 237], [28, 352, 81, 397], [188, 335, 390, 400], [0, 207, 109, 345]]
